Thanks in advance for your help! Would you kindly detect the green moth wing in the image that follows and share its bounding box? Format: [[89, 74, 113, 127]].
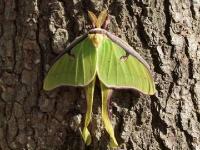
[[81, 78, 96, 145], [100, 83, 118, 147], [97, 36, 156, 95], [43, 37, 97, 91]]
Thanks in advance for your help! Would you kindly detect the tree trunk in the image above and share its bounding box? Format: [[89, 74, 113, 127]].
[[0, 0, 199, 149]]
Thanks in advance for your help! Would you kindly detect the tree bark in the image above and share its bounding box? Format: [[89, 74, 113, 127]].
[[0, 0, 200, 149]]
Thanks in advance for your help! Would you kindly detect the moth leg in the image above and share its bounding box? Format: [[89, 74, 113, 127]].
[[120, 52, 129, 61]]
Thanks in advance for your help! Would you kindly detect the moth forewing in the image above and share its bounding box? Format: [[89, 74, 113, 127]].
[[96, 36, 156, 95]]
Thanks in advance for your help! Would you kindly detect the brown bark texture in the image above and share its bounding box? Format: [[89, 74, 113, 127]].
[[0, 0, 200, 149]]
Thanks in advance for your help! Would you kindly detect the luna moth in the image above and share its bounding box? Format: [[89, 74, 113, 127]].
[[43, 10, 156, 147]]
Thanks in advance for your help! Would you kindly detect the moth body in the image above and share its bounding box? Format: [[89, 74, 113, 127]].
[[88, 33, 104, 48]]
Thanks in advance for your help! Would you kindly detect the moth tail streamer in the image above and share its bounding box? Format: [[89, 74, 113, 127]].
[[100, 82, 118, 147], [81, 79, 96, 145]]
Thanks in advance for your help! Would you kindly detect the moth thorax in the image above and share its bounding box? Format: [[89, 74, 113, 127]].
[[88, 34, 103, 48]]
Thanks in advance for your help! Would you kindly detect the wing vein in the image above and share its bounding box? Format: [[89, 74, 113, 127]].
[[82, 44, 85, 83], [107, 41, 112, 81]]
